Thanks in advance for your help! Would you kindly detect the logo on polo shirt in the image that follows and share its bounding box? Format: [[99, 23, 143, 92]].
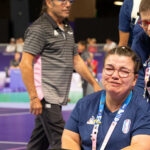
[[68, 31, 73, 35], [54, 30, 59, 36], [122, 119, 131, 134], [87, 116, 95, 125]]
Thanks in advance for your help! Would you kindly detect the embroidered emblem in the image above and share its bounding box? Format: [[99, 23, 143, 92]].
[[87, 116, 95, 125], [93, 119, 101, 124], [143, 58, 150, 101], [54, 30, 59, 36], [67, 31, 73, 35], [122, 119, 131, 134]]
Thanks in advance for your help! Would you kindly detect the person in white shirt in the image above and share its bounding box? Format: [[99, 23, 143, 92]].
[[103, 38, 117, 52], [6, 38, 16, 53]]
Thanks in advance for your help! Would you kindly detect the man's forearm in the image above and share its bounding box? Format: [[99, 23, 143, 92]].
[[75, 62, 97, 86], [118, 30, 130, 46], [73, 55, 101, 90], [20, 63, 37, 99]]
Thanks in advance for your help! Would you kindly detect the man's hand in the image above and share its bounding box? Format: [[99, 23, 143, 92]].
[[30, 98, 42, 115], [73, 55, 103, 93]]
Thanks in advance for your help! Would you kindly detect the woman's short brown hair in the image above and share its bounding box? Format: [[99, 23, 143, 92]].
[[103, 46, 141, 74]]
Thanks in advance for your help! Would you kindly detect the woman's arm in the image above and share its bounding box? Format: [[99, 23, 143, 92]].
[[62, 129, 81, 150], [122, 135, 150, 150]]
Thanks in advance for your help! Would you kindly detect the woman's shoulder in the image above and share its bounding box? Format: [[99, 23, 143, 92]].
[[131, 90, 150, 112], [77, 90, 104, 107], [133, 30, 148, 43]]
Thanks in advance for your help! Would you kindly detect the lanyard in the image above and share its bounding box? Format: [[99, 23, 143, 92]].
[[144, 57, 150, 100], [91, 91, 132, 150]]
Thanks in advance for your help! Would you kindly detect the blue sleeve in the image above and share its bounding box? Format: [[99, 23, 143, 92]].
[[132, 112, 150, 136], [132, 23, 143, 40], [119, 0, 133, 32], [131, 32, 142, 57], [131, 35, 138, 53], [65, 101, 80, 133], [131, 31, 147, 62], [132, 33, 146, 93]]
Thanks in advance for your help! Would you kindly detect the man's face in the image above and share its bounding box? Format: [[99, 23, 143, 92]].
[[47, 0, 73, 19], [140, 10, 150, 37]]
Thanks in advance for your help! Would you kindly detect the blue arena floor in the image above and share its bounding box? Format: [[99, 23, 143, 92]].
[[0, 107, 71, 150]]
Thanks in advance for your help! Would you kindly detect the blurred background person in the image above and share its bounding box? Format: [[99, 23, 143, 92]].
[[89, 52, 98, 77], [78, 40, 91, 67], [5, 52, 21, 77], [5, 37, 16, 53], [118, 0, 142, 47], [9, 52, 21, 69], [16, 37, 24, 53], [103, 38, 117, 52], [131, 0, 150, 99], [78, 40, 94, 96], [87, 38, 97, 53]]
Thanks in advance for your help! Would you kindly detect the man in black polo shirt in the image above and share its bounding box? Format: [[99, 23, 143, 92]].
[[20, 0, 101, 149]]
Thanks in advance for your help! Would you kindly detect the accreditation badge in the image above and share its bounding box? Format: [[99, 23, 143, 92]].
[[122, 119, 131, 134]]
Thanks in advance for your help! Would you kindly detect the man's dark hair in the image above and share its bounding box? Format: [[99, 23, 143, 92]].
[[139, 0, 150, 13], [41, 0, 47, 15], [103, 46, 141, 74]]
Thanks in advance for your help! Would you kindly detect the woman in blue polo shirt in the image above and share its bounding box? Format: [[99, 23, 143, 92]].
[[62, 46, 150, 150], [118, 0, 142, 46]]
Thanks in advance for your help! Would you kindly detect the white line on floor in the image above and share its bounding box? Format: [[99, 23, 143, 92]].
[[0, 112, 30, 116], [0, 141, 27, 145]]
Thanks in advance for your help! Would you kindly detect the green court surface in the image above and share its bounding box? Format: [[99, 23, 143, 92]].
[[68, 91, 83, 103], [0, 92, 29, 102], [0, 91, 83, 104]]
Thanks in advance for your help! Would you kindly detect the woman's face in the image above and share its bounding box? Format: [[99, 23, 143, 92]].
[[102, 54, 138, 96]]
